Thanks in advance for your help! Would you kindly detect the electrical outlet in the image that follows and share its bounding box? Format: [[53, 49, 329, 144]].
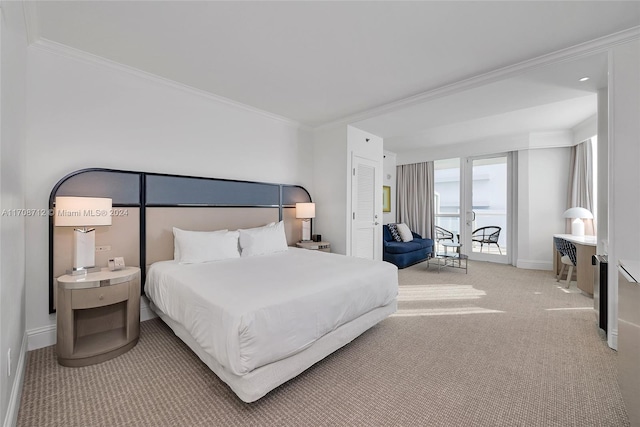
[[7, 348, 11, 377], [95, 245, 111, 252]]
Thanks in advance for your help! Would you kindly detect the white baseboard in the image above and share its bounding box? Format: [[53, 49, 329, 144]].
[[140, 296, 158, 322], [28, 299, 157, 351], [517, 259, 553, 270], [27, 324, 56, 351], [609, 329, 618, 350], [4, 333, 27, 427]]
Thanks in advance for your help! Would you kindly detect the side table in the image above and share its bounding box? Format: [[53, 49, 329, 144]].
[[56, 267, 141, 367], [431, 242, 468, 273], [296, 241, 331, 253]]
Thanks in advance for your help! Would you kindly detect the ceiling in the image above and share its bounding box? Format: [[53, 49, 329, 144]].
[[32, 1, 640, 149]]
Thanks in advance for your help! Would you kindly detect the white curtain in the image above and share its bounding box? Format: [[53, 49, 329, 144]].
[[396, 162, 435, 239], [567, 139, 595, 235]]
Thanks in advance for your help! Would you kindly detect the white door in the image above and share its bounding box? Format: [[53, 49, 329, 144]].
[[462, 154, 510, 263], [351, 155, 382, 260]]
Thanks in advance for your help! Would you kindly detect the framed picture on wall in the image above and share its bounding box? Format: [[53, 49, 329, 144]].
[[383, 186, 391, 212]]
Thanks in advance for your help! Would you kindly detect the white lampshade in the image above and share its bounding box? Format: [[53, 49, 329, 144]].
[[563, 207, 593, 237], [296, 203, 316, 219], [562, 207, 593, 220], [55, 197, 112, 227]]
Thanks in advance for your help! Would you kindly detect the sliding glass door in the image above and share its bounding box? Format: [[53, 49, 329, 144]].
[[464, 155, 509, 263], [434, 154, 511, 264], [434, 159, 461, 254]]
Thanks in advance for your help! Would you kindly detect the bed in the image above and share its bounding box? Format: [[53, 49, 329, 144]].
[[144, 224, 398, 402], [49, 169, 398, 402]]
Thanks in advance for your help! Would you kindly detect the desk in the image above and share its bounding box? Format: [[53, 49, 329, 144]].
[[553, 234, 596, 295]]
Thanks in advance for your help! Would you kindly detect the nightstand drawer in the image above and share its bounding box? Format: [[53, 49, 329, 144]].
[[71, 281, 129, 309]]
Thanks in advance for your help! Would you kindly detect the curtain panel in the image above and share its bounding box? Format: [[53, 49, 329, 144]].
[[567, 139, 595, 235], [396, 162, 435, 239]]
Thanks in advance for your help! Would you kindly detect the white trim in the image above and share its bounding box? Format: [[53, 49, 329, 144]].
[[395, 131, 576, 165], [30, 39, 309, 130], [609, 329, 618, 350], [318, 26, 640, 131], [140, 297, 158, 322], [3, 333, 27, 427], [22, 1, 39, 45], [516, 259, 553, 271], [606, 48, 618, 352], [26, 324, 56, 351]]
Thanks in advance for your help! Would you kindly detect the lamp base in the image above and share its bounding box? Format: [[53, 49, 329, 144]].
[[301, 219, 311, 242], [73, 228, 97, 271], [571, 218, 585, 236]]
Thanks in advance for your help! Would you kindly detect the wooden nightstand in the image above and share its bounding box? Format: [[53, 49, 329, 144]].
[[56, 267, 140, 367], [296, 241, 331, 253]]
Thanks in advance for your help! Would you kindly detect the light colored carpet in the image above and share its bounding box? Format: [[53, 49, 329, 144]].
[[17, 260, 628, 426]]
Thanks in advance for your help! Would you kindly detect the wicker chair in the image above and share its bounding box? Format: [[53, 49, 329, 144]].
[[435, 226, 454, 243], [471, 226, 502, 254]]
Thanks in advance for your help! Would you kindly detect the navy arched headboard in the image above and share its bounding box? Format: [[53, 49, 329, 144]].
[[49, 168, 311, 313]]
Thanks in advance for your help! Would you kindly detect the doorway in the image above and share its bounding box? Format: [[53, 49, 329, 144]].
[[434, 154, 511, 264]]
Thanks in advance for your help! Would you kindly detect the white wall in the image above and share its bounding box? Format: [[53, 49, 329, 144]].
[[573, 114, 597, 145], [596, 89, 608, 255], [607, 39, 640, 350], [25, 44, 313, 347], [516, 147, 570, 270], [311, 125, 384, 256], [0, 2, 28, 425], [382, 150, 396, 224], [312, 124, 348, 255]]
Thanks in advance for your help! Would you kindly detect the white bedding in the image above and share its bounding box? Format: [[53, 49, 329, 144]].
[[145, 248, 398, 376]]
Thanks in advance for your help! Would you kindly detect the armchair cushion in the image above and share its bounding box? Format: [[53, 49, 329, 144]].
[[384, 240, 424, 254]]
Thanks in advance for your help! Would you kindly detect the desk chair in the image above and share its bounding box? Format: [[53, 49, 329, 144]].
[[553, 237, 577, 287]]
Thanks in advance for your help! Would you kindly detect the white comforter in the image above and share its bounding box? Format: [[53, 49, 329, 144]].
[[145, 248, 398, 376]]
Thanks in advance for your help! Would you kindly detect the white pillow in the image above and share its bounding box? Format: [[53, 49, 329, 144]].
[[173, 228, 228, 260], [239, 221, 288, 257], [396, 223, 414, 242], [172, 227, 239, 263]]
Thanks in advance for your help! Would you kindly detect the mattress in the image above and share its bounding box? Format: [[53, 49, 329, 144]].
[[145, 248, 398, 377]]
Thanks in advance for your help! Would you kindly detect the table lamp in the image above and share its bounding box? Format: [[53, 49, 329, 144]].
[[55, 196, 112, 274], [563, 207, 593, 237], [296, 202, 315, 242]]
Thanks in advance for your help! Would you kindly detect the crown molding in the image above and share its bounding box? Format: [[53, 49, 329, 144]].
[[30, 38, 310, 130], [316, 26, 640, 132], [22, 0, 39, 45], [394, 129, 579, 165]]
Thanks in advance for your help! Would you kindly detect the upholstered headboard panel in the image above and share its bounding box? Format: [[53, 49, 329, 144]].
[[146, 207, 282, 266], [49, 169, 311, 313]]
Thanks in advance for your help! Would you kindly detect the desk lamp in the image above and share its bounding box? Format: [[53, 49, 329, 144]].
[[563, 207, 593, 237]]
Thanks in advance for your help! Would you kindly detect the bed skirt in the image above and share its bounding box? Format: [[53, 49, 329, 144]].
[[150, 300, 397, 402]]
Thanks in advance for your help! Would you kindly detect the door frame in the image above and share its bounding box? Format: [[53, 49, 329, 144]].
[[349, 153, 382, 260], [461, 153, 512, 264]]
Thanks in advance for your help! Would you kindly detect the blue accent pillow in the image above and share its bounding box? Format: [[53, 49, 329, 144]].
[[388, 223, 403, 242]]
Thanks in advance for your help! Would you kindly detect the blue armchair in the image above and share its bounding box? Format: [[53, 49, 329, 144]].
[[383, 224, 434, 268]]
